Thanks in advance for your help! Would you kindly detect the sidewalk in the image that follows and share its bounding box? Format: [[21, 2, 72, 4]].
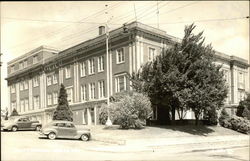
[[88, 135, 249, 153]]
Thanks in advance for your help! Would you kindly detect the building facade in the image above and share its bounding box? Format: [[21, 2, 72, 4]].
[[6, 22, 249, 125]]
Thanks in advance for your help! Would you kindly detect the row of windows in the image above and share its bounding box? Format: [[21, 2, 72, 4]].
[[47, 74, 58, 86], [11, 96, 40, 112], [10, 55, 38, 73], [11, 75, 126, 111]]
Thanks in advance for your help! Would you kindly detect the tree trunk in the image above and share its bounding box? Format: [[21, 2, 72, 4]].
[[171, 106, 175, 121], [195, 112, 200, 126]]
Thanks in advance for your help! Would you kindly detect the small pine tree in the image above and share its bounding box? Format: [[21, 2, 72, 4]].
[[52, 84, 73, 121], [10, 108, 19, 117]]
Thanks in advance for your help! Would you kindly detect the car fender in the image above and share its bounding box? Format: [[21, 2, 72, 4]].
[[77, 130, 91, 139], [43, 128, 58, 136]]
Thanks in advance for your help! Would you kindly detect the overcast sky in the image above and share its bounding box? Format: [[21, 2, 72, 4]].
[[1, 1, 249, 109]]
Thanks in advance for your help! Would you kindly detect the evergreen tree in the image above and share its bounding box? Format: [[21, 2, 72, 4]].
[[52, 84, 73, 121], [10, 108, 19, 117], [131, 24, 228, 125]]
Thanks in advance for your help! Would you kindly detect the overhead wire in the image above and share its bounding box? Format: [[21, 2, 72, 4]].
[[6, 1, 123, 51]]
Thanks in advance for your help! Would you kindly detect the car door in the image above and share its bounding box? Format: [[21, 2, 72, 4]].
[[22, 118, 32, 129], [64, 123, 77, 138], [16, 118, 27, 129], [56, 123, 66, 138]]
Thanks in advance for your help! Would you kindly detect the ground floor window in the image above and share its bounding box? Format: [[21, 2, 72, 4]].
[[115, 75, 127, 93]]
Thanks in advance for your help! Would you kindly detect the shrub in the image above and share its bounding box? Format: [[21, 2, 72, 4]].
[[203, 109, 218, 125], [219, 108, 250, 134], [111, 92, 152, 129], [236, 93, 250, 117], [242, 107, 250, 120]]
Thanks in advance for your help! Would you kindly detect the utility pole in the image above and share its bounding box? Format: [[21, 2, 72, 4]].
[[105, 4, 112, 126], [157, 1, 159, 29], [0, 53, 2, 109]]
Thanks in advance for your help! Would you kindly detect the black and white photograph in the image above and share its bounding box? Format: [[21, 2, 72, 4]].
[[0, 1, 249, 161]]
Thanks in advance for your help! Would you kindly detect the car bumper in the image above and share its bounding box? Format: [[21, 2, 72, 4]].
[[38, 132, 47, 138]]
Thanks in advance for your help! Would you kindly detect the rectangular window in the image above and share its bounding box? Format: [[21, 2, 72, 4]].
[[239, 72, 244, 83], [53, 92, 58, 105], [88, 58, 95, 75], [19, 62, 23, 70], [115, 75, 127, 93], [20, 100, 25, 112], [65, 66, 71, 79], [24, 80, 28, 90], [149, 47, 156, 61], [66, 88, 73, 104], [238, 72, 245, 89], [80, 61, 86, 77], [89, 83, 95, 100], [53, 74, 58, 84], [116, 48, 125, 64], [33, 55, 38, 64], [33, 76, 39, 87], [47, 93, 52, 106], [47, 76, 52, 86], [20, 81, 24, 91], [34, 96, 40, 109], [23, 59, 28, 68], [98, 80, 105, 98], [81, 85, 87, 101], [25, 99, 29, 111], [11, 84, 16, 94], [11, 101, 16, 110], [98, 56, 104, 72], [11, 65, 15, 73]]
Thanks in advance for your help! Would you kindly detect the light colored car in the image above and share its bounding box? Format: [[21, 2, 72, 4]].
[[1, 116, 42, 131], [39, 121, 91, 141]]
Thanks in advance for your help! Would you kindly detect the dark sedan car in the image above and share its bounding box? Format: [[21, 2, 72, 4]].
[[39, 121, 91, 141], [1, 116, 42, 131]]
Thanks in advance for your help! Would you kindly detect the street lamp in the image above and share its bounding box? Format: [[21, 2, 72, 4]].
[[105, 5, 112, 127]]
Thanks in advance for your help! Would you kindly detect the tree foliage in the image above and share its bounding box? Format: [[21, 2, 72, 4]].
[[236, 93, 250, 119], [10, 108, 19, 117], [99, 91, 152, 129], [131, 24, 228, 125], [52, 84, 73, 121]]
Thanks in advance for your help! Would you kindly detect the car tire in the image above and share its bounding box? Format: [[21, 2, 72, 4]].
[[80, 134, 89, 141], [11, 126, 18, 132], [36, 126, 41, 131], [48, 132, 56, 140]]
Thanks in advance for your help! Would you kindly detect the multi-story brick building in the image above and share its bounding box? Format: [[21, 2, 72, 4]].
[[6, 21, 249, 125]]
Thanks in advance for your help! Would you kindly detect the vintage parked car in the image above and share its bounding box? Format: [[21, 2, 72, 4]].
[[39, 120, 91, 141], [1, 116, 42, 131]]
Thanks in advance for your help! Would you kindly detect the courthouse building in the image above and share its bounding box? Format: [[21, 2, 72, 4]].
[[6, 21, 249, 125]]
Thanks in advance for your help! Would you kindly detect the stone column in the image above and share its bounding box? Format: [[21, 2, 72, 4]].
[[29, 79, 33, 111], [73, 62, 79, 103], [16, 82, 20, 112]]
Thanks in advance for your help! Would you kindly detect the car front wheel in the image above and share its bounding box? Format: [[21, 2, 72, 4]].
[[48, 132, 56, 140], [11, 126, 18, 132], [80, 134, 89, 141]]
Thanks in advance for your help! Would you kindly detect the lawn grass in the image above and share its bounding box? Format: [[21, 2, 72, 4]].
[[78, 124, 246, 140]]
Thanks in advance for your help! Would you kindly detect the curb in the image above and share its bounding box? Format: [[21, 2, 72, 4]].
[[92, 135, 126, 145]]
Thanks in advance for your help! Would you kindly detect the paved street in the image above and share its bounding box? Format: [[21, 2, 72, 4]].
[[1, 131, 249, 161]]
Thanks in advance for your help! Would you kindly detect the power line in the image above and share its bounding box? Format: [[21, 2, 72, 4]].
[[2, 17, 108, 24], [149, 16, 249, 25], [6, 2, 123, 51]]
